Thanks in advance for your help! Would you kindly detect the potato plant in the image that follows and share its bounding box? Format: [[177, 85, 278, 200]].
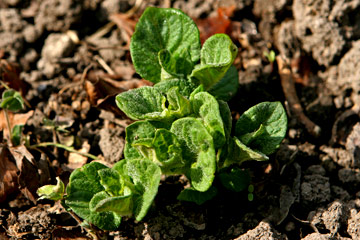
[[38, 7, 287, 232]]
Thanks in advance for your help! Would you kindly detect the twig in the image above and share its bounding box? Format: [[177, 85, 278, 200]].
[[29, 142, 98, 160], [125, 0, 144, 18], [4, 109, 12, 142], [291, 214, 319, 233], [277, 56, 321, 137], [94, 55, 115, 75], [86, 22, 116, 43], [59, 63, 93, 95]]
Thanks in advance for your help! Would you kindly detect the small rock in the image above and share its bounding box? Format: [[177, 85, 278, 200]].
[[346, 122, 360, 168], [37, 33, 75, 78], [321, 201, 345, 235], [0, 9, 24, 32], [23, 24, 41, 43], [292, 0, 345, 67], [320, 145, 353, 168], [301, 174, 331, 206], [305, 165, 326, 176], [35, 0, 82, 32], [234, 221, 287, 240], [99, 127, 124, 165], [338, 168, 360, 184], [301, 232, 350, 240], [347, 209, 360, 239], [331, 186, 351, 201]]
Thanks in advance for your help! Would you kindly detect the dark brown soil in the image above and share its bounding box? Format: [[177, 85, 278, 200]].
[[1, 0, 360, 239]]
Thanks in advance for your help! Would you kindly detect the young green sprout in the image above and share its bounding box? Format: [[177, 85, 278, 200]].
[[37, 7, 288, 233], [0, 86, 25, 145]]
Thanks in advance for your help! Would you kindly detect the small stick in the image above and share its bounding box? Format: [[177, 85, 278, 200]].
[[29, 142, 98, 160], [277, 56, 321, 137], [94, 55, 115, 75], [4, 109, 12, 141]]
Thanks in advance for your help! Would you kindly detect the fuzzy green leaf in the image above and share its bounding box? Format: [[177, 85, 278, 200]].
[[177, 186, 218, 205], [98, 168, 124, 196], [208, 65, 239, 101], [113, 159, 161, 221], [116, 86, 168, 121], [124, 121, 157, 160], [223, 137, 268, 167], [130, 7, 200, 83], [11, 124, 23, 146], [89, 191, 133, 217], [190, 34, 238, 90], [235, 101, 287, 155], [216, 100, 232, 167], [158, 49, 193, 81], [0, 89, 24, 111], [166, 87, 191, 118], [191, 92, 225, 149], [37, 177, 65, 201], [171, 117, 216, 191], [152, 129, 185, 173], [65, 162, 121, 231], [154, 78, 196, 97]]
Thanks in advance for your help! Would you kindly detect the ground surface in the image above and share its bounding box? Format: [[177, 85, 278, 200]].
[[0, 0, 360, 239]]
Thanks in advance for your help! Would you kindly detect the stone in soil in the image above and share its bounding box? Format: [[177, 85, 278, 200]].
[[234, 221, 288, 240], [301, 166, 331, 206], [347, 208, 360, 239], [99, 126, 125, 165], [37, 33, 76, 78], [292, 0, 345, 67]]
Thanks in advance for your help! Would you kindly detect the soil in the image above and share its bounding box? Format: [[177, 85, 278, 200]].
[[0, 0, 360, 239]]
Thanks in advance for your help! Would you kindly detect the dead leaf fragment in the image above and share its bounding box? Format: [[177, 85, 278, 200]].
[[0, 110, 34, 141], [0, 145, 19, 203], [195, 6, 235, 43]]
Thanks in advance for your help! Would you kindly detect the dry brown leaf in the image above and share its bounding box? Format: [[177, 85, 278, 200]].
[[0, 60, 30, 96], [9, 145, 39, 204], [0, 144, 51, 204], [0, 145, 19, 203], [110, 13, 137, 48], [195, 6, 236, 43], [67, 141, 90, 170], [0, 110, 34, 140], [85, 70, 151, 116]]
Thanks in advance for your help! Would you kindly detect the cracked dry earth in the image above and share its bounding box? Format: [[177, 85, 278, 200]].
[[1, 0, 360, 239]]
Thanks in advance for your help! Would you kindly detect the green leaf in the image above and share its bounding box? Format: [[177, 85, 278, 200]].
[[171, 117, 216, 191], [98, 168, 124, 196], [152, 129, 185, 174], [11, 124, 23, 146], [124, 121, 157, 160], [37, 177, 65, 201], [235, 101, 287, 155], [177, 186, 218, 205], [223, 137, 268, 167], [116, 86, 168, 121], [216, 100, 232, 167], [158, 49, 193, 81], [191, 92, 225, 149], [130, 7, 200, 83], [123, 159, 161, 221], [154, 78, 196, 97], [65, 162, 121, 231], [208, 65, 239, 101], [0, 89, 24, 111], [190, 34, 238, 90], [89, 191, 133, 217], [166, 87, 191, 118], [218, 167, 250, 192]]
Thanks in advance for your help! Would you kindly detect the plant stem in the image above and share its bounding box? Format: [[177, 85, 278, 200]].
[[4, 109, 12, 143], [29, 142, 99, 160]]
